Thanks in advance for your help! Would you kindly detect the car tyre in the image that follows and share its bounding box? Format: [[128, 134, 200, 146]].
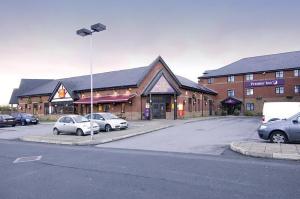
[[270, 131, 288, 143], [21, 121, 27, 126], [53, 128, 60, 135], [12, 124, 16, 127], [105, 124, 111, 132], [76, 128, 84, 136]]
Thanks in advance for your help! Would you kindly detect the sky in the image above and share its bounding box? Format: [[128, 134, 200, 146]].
[[1, 0, 300, 105]]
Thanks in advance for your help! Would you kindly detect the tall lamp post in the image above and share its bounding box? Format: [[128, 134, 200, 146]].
[[76, 23, 106, 140]]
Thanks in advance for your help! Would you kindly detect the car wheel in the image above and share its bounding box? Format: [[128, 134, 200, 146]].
[[105, 124, 111, 132], [76, 129, 84, 136], [21, 121, 26, 126], [270, 131, 288, 143], [12, 124, 16, 127], [53, 128, 60, 135]]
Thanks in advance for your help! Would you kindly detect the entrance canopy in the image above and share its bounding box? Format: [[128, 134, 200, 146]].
[[221, 97, 242, 105], [74, 94, 136, 104]]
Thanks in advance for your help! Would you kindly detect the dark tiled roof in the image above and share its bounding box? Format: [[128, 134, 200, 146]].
[[201, 51, 300, 78], [9, 89, 19, 104], [10, 57, 216, 103], [176, 75, 217, 95]]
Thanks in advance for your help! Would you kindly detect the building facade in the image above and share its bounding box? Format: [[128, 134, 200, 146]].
[[10, 57, 217, 120], [199, 51, 300, 115]]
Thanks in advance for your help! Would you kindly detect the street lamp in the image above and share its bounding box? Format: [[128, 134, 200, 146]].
[[76, 23, 106, 140]]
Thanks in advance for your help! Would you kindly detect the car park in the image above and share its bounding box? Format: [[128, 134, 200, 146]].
[[53, 115, 99, 136], [11, 113, 39, 126], [85, 112, 128, 132], [0, 114, 17, 127], [258, 112, 300, 143]]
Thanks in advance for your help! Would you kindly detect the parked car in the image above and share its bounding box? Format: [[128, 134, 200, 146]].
[[0, 114, 17, 127], [11, 113, 39, 126], [53, 115, 99, 136], [85, 112, 128, 132], [262, 102, 300, 123], [258, 112, 300, 143]]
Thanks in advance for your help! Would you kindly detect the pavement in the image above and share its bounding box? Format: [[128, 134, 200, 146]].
[[20, 116, 220, 145], [231, 141, 300, 160]]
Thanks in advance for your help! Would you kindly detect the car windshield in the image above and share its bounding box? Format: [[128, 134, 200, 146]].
[[24, 114, 33, 117], [288, 112, 300, 120], [101, 113, 119, 120], [73, 115, 89, 123], [3, 115, 13, 119]]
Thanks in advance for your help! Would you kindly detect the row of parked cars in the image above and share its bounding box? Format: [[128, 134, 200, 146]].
[[0, 113, 39, 127], [53, 112, 128, 136]]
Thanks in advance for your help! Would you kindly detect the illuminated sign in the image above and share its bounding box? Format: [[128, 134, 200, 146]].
[[245, 79, 284, 88], [51, 85, 73, 102]]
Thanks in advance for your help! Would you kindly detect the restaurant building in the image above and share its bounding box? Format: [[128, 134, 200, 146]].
[[10, 57, 217, 120], [199, 51, 300, 115]]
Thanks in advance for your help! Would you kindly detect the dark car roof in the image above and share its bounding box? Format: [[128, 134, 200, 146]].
[[201, 51, 300, 78]]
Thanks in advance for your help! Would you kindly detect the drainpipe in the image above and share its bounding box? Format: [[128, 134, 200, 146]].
[[201, 93, 204, 117], [242, 74, 245, 114], [140, 95, 143, 120]]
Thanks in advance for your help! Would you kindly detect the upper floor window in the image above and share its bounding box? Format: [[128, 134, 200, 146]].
[[245, 73, 253, 81], [227, 89, 235, 97], [246, 88, 254, 96], [275, 71, 284, 79], [294, 69, 300, 77], [295, 85, 300, 93], [275, 86, 284, 94], [227, 75, 235, 83], [207, 78, 214, 84]]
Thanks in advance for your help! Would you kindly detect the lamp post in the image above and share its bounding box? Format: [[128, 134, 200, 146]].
[[76, 23, 106, 140]]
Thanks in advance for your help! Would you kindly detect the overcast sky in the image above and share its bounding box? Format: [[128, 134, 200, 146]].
[[1, 0, 300, 105]]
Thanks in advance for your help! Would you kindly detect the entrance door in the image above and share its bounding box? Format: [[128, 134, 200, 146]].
[[152, 103, 166, 119], [209, 100, 213, 116]]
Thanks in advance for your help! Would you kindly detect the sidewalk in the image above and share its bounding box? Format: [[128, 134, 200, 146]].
[[20, 116, 220, 145], [231, 141, 300, 160]]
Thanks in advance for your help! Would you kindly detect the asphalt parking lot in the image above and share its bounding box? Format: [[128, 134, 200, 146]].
[[0, 123, 54, 140], [98, 117, 261, 155]]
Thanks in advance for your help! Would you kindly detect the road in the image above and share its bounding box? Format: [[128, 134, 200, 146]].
[[0, 139, 299, 199], [98, 117, 261, 155]]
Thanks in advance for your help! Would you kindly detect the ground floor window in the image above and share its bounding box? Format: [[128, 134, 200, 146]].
[[295, 85, 300, 93], [51, 101, 74, 114], [103, 104, 110, 112], [275, 86, 284, 94], [44, 103, 49, 115], [246, 103, 254, 111], [188, 98, 192, 112]]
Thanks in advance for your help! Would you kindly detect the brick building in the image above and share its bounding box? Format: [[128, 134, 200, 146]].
[[199, 51, 300, 115], [10, 57, 217, 120]]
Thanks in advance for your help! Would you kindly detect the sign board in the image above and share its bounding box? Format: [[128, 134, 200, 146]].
[[51, 85, 73, 102], [151, 76, 175, 93], [245, 79, 284, 88]]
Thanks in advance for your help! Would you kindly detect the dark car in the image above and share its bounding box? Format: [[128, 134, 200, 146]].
[[11, 113, 39, 126], [0, 114, 17, 127], [258, 112, 300, 143]]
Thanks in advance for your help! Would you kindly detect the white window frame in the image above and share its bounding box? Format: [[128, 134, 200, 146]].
[[208, 78, 214, 84], [294, 69, 300, 77], [227, 89, 235, 97], [275, 86, 284, 94], [275, 71, 284, 79], [246, 103, 254, 111], [295, 85, 300, 93], [246, 88, 254, 96], [245, 73, 253, 81], [227, 75, 235, 83]]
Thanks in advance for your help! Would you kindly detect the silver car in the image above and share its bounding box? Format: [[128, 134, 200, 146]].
[[53, 115, 99, 136], [258, 112, 300, 143], [85, 112, 128, 132]]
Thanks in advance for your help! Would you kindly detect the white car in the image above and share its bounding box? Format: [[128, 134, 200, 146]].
[[53, 115, 99, 136], [85, 112, 128, 132]]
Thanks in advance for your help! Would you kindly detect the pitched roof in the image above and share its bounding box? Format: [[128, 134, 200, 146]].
[[10, 57, 216, 103], [201, 51, 300, 78]]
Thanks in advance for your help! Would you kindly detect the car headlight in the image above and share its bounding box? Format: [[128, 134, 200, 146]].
[[259, 125, 268, 130], [26, 119, 30, 122]]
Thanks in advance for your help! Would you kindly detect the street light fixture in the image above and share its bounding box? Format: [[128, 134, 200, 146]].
[[76, 22, 106, 140]]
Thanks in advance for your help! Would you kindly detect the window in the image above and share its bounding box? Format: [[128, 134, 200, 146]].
[[227, 89, 235, 97], [275, 71, 284, 79], [121, 103, 126, 113], [227, 75, 234, 83], [246, 88, 254, 96], [198, 99, 201, 112], [245, 74, 253, 81], [188, 98, 192, 112], [246, 103, 254, 111], [103, 104, 110, 112], [295, 85, 300, 93], [294, 69, 300, 77], [275, 86, 284, 94], [208, 78, 214, 84]]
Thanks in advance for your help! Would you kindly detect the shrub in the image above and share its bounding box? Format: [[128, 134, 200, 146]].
[[233, 109, 240, 116], [244, 110, 255, 116]]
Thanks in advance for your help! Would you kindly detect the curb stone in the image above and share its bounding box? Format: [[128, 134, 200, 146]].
[[230, 142, 300, 160]]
